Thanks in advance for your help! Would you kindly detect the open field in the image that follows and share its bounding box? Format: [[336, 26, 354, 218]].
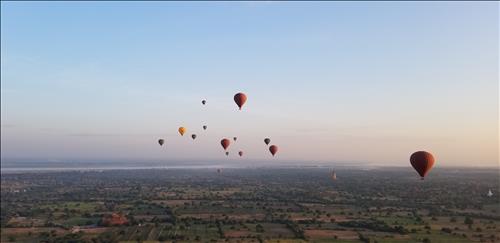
[[1, 167, 499, 242]]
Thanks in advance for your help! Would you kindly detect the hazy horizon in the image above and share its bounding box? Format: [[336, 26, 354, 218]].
[[1, 2, 499, 167]]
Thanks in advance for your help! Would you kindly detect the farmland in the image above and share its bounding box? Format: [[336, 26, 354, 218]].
[[1, 167, 499, 242]]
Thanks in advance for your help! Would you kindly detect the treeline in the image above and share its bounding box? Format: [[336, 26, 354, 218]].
[[338, 219, 408, 234]]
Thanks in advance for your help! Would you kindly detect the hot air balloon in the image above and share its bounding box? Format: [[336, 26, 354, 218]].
[[221, 138, 230, 151], [202, 100, 206, 105], [234, 92, 247, 110], [264, 138, 271, 145], [191, 134, 197, 140], [158, 139, 165, 146], [269, 145, 278, 156], [238, 151, 243, 157], [178, 127, 186, 136], [203, 125, 207, 130], [217, 168, 222, 174], [330, 169, 337, 181], [233, 137, 237, 141], [225, 152, 229, 156], [410, 151, 435, 180], [488, 189, 493, 197]]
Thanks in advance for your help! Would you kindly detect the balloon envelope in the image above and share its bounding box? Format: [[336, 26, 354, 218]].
[[178, 127, 186, 136], [238, 151, 243, 157], [410, 151, 435, 179], [225, 152, 229, 156], [264, 138, 271, 145], [221, 138, 230, 150], [233, 137, 237, 141], [158, 139, 164, 146], [202, 100, 206, 105], [203, 125, 207, 130], [234, 92, 247, 110], [330, 170, 337, 181], [269, 145, 278, 156], [191, 134, 197, 140]]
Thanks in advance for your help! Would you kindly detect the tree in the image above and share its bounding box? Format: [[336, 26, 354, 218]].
[[464, 217, 474, 226], [256, 224, 264, 233], [441, 227, 452, 233]]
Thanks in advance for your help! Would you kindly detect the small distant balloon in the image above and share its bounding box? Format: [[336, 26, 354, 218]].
[[234, 92, 247, 110], [410, 151, 435, 180], [202, 100, 206, 105], [269, 145, 278, 156], [225, 151, 229, 156], [238, 151, 243, 157], [191, 134, 197, 140], [158, 139, 164, 146], [217, 168, 222, 174], [178, 127, 186, 136], [233, 137, 237, 141], [221, 138, 230, 151], [203, 125, 207, 130], [330, 169, 337, 181], [264, 138, 271, 145]]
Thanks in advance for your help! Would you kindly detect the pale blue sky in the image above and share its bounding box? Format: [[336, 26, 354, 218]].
[[1, 2, 498, 166]]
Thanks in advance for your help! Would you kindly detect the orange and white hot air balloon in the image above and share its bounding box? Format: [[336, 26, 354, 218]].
[[178, 127, 186, 136]]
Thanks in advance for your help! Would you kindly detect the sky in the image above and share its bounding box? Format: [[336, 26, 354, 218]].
[[1, 2, 498, 167]]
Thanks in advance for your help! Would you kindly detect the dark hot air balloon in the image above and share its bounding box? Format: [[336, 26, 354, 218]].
[[191, 134, 197, 140], [264, 138, 271, 145], [225, 152, 229, 156], [221, 138, 230, 150], [158, 139, 164, 146], [203, 125, 207, 130], [233, 137, 237, 141], [234, 92, 247, 110], [202, 100, 206, 105], [269, 145, 278, 156], [217, 168, 222, 174], [238, 151, 243, 157], [410, 151, 435, 180]]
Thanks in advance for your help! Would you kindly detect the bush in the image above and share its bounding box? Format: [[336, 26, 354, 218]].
[[464, 217, 474, 226], [441, 227, 452, 233]]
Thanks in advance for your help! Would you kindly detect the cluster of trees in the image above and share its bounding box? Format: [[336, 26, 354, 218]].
[[339, 219, 409, 234]]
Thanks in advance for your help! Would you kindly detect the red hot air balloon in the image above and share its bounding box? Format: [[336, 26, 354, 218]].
[[221, 138, 230, 151], [269, 145, 278, 156], [410, 151, 435, 180], [233, 92, 247, 110], [238, 151, 243, 157]]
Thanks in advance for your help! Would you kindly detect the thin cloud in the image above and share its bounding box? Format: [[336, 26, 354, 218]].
[[67, 133, 174, 137]]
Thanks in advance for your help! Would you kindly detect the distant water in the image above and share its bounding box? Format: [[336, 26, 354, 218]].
[[0, 160, 366, 174], [0, 161, 239, 173]]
